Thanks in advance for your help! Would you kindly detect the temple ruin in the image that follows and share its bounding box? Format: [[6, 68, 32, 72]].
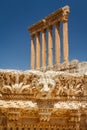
[[0, 5, 87, 130], [29, 6, 69, 69]]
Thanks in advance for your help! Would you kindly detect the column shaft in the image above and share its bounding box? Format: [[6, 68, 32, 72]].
[[1, 127, 3, 130], [31, 36, 35, 69], [30, 126, 34, 130], [42, 30, 46, 68], [63, 21, 69, 63], [53, 127, 57, 130], [12, 128, 16, 130], [25, 128, 28, 130], [48, 27, 53, 66], [55, 23, 60, 65], [36, 33, 40, 69]]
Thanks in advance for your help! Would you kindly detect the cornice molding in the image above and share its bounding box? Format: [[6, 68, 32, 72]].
[[28, 6, 70, 36]]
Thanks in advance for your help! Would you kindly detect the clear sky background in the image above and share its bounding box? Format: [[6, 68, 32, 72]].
[[0, 0, 87, 70]]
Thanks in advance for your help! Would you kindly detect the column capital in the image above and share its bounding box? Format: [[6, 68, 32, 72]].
[[55, 22, 60, 29], [61, 6, 70, 22], [36, 31, 40, 36], [62, 16, 69, 23], [62, 12, 69, 23], [41, 29, 46, 33], [31, 34, 35, 40], [48, 26, 52, 30]]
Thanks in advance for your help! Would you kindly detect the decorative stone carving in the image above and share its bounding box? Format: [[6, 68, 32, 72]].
[[0, 69, 87, 129], [0, 70, 86, 99]]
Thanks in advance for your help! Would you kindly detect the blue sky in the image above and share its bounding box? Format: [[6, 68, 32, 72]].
[[0, 0, 87, 70]]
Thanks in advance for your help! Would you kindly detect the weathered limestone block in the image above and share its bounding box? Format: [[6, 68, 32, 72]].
[[78, 62, 87, 74]]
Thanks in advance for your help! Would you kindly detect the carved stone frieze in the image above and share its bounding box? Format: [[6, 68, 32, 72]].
[[0, 70, 86, 99], [0, 69, 87, 128]]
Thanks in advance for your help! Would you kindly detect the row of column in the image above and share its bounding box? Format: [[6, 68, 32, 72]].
[[31, 21, 68, 69]]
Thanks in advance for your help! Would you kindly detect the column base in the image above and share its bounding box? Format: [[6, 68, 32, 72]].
[[41, 66, 47, 72], [36, 67, 41, 71], [47, 65, 54, 70]]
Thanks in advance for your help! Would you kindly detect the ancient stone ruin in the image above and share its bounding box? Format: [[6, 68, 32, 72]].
[[0, 5, 87, 130], [29, 6, 69, 69]]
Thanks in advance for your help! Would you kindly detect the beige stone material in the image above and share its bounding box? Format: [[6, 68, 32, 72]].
[[48, 26, 53, 66], [63, 21, 69, 63], [29, 5, 70, 69], [36, 32, 40, 69], [42, 30, 46, 68], [24, 128, 27, 130], [12, 128, 16, 130], [31, 35, 35, 69], [55, 23, 60, 65], [28, 6, 70, 35], [0, 69, 87, 129]]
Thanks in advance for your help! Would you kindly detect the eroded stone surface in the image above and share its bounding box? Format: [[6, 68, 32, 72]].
[[0, 68, 87, 129], [0, 69, 86, 98]]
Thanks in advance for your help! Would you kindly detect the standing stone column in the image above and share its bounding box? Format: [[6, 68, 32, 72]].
[[63, 21, 69, 63], [36, 32, 40, 69], [30, 126, 34, 130], [11, 128, 16, 130], [48, 26, 53, 66], [55, 23, 60, 65], [42, 30, 46, 68], [31, 35, 35, 69]]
